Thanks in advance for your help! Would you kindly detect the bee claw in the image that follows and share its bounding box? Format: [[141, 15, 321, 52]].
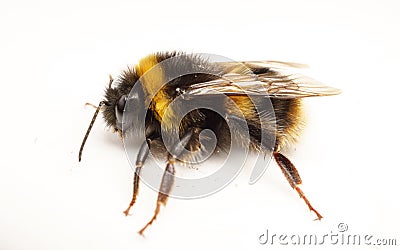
[[123, 209, 131, 216], [137, 230, 146, 237], [312, 212, 323, 221]]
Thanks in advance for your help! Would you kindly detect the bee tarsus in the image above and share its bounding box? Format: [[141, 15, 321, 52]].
[[138, 157, 175, 236], [273, 151, 323, 220]]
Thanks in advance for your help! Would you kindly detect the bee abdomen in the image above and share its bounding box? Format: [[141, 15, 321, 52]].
[[272, 98, 304, 149]]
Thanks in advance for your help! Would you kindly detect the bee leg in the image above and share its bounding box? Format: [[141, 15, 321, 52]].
[[137, 155, 175, 235], [123, 139, 151, 216], [273, 151, 323, 220], [138, 132, 193, 235]]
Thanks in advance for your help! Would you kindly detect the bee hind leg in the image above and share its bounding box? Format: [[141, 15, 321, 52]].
[[273, 151, 323, 220], [138, 131, 193, 235], [123, 139, 151, 216]]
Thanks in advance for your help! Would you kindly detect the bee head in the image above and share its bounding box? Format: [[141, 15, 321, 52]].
[[103, 87, 125, 135], [79, 69, 139, 162], [103, 69, 140, 134]]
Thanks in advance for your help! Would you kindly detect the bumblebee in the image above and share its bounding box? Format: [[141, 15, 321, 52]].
[[79, 52, 340, 235]]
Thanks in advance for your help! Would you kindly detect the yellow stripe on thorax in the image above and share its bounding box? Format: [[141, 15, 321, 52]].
[[135, 54, 172, 122]]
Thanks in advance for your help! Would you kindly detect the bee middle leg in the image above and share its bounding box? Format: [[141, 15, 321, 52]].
[[138, 131, 193, 235], [273, 151, 323, 220]]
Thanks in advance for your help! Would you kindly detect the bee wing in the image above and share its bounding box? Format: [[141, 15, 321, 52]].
[[185, 61, 341, 98], [218, 60, 309, 69]]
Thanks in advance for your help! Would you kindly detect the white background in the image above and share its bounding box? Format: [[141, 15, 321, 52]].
[[1, 0, 400, 249]]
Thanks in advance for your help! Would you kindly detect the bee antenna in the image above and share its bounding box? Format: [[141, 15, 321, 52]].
[[79, 101, 105, 162]]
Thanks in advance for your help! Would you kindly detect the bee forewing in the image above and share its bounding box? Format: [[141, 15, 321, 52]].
[[186, 61, 340, 98], [218, 60, 309, 69]]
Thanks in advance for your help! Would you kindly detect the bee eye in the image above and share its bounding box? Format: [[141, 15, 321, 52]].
[[117, 95, 127, 113], [115, 95, 127, 126]]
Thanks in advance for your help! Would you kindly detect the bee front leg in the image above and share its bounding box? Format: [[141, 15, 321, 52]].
[[138, 132, 193, 235], [273, 151, 323, 220], [123, 139, 151, 216]]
